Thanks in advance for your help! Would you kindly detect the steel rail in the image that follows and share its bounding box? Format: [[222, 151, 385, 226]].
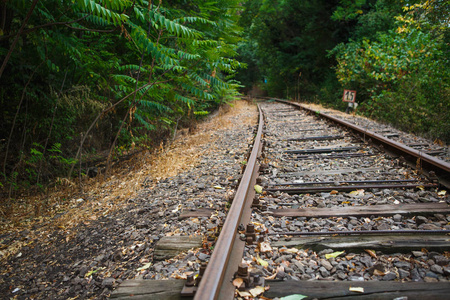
[[274, 99, 450, 183], [193, 104, 264, 300]]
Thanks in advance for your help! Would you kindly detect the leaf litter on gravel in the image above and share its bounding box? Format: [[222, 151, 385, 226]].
[[0, 100, 258, 299]]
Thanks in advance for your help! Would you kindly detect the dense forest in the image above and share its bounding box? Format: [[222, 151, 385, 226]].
[[1, 0, 449, 206], [0, 0, 243, 201], [236, 0, 449, 141]]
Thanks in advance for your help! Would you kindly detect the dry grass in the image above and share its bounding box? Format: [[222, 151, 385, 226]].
[[151, 100, 255, 179], [302, 102, 372, 120], [0, 99, 257, 260]]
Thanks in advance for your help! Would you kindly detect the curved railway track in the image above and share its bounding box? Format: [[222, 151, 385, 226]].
[[112, 99, 450, 299], [195, 100, 450, 300]]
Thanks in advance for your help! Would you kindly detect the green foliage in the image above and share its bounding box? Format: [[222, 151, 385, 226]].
[[332, 0, 367, 21], [333, 28, 444, 87], [331, 0, 450, 141], [237, 0, 347, 100], [0, 0, 244, 193], [237, 0, 448, 142]]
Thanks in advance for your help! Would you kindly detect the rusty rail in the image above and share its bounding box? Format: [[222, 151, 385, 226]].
[[275, 99, 450, 186], [193, 104, 264, 300], [193, 99, 448, 298]]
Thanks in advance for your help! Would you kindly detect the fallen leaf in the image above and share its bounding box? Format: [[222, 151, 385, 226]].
[[325, 251, 345, 259], [438, 190, 447, 197], [85, 267, 105, 277], [280, 294, 308, 300], [137, 262, 152, 271], [349, 287, 364, 293], [237, 290, 252, 297], [345, 255, 355, 260], [171, 272, 187, 279], [417, 185, 424, 191], [265, 273, 277, 280], [275, 265, 286, 279], [373, 269, 386, 276], [252, 221, 264, 227], [254, 185, 263, 194], [214, 185, 225, 189], [232, 277, 244, 288], [260, 241, 272, 253], [171, 204, 182, 213], [365, 249, 377, 259], [434, 139, 444, 146], [257, 254, 269, 267], [249, 286, 266, 297], [280, 248, 299, 254], [330, 190, 339, 195], [349, 189, 364, 196]]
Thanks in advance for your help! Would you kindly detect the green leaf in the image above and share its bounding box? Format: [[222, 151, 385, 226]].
[[254, 185, 263, 194], [256, 254, 268, 267], [325, 251, 345, 259], [137, 262, 152, 271], [85, 267, 105, 277]]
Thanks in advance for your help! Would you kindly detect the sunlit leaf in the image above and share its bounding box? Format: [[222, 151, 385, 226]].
[[438, 190, 447, 197], [237, 290, 252, 297], [349, 287, 364, 293], [365, 249, 377, 259], [254, 185, 263, 194], [280, 294, 308, 300], [249, 286, 266, 297], [325, 251, 345, 259], [260, 241, 272, 253], [280, 248, 299, 254], [257, 254, 269, 267], [137, 262, 152, 271], [85, 267, 105, 277], [349, 189, 364, 196], [232, 277, 244, 288], [373, 269, 386, 276]]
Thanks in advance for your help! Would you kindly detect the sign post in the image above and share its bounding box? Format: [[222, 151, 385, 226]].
[[343, 90, 357, 113]]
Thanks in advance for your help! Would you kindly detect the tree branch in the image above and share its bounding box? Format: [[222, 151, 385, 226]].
[[0, 15, 90, 41], [64, 24, 118, 33]]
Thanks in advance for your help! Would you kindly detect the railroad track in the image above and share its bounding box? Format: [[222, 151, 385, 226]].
[[112, 99, 450, 299]]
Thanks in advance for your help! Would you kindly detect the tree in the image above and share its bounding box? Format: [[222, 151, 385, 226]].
[[0, 0, 243, 199], [237, 0, 347, 100], [331, 0, 449, 140]]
